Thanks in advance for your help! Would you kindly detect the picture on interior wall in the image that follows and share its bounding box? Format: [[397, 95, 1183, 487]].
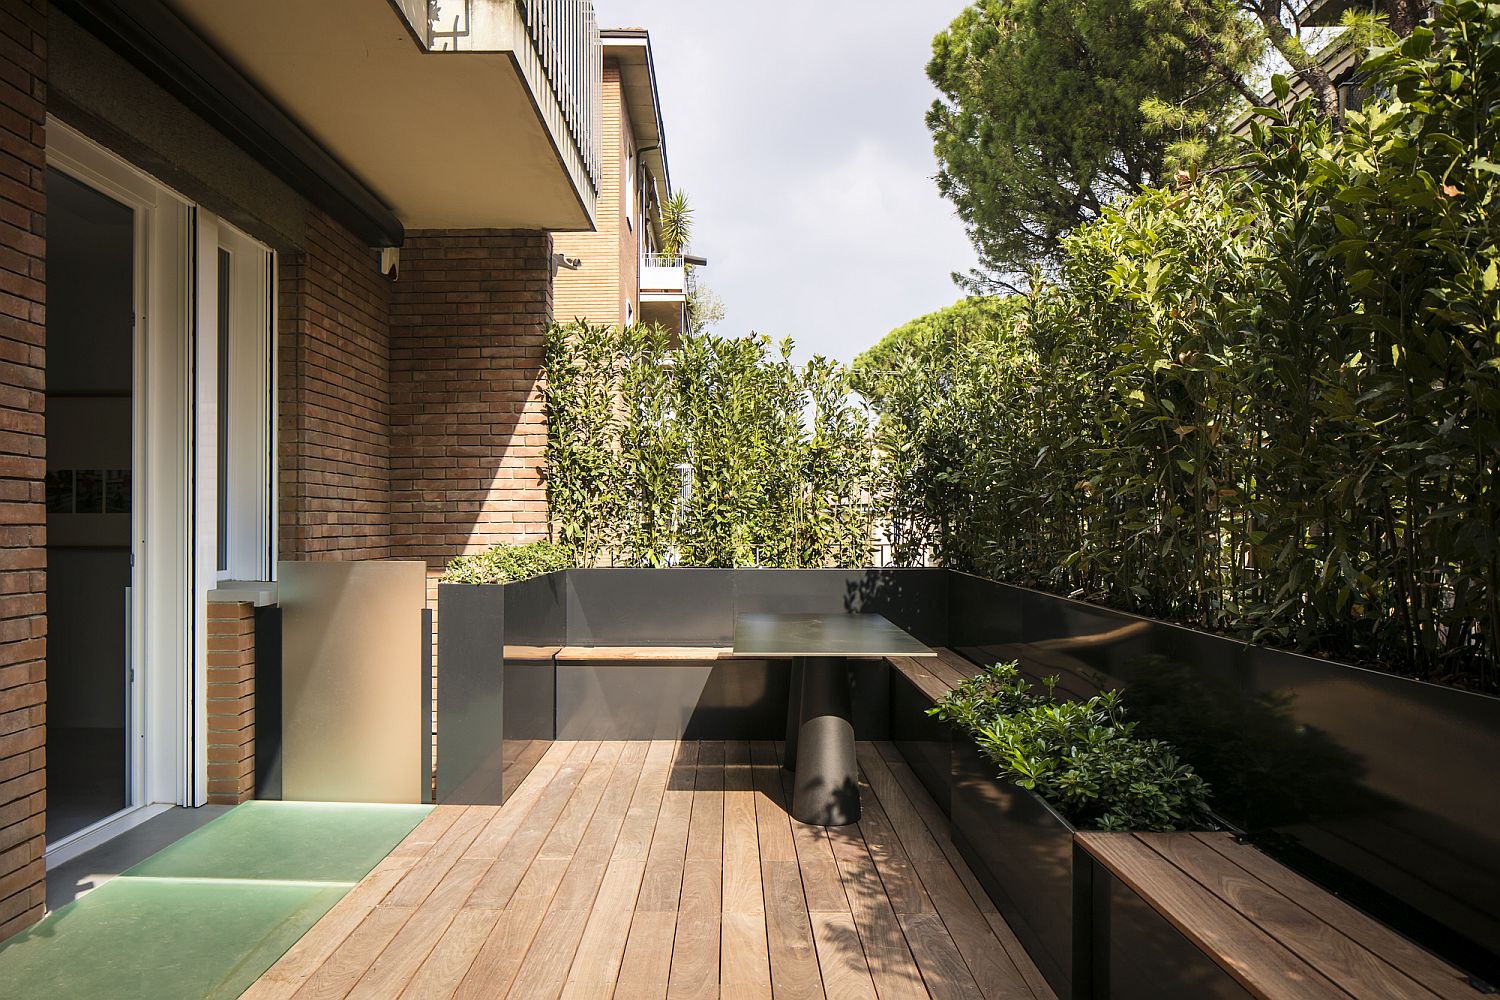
[[105, 470, 130, 514], [45, 470, 73, 514], [74, 470, 103, 513], [44, 470, 131, 514]]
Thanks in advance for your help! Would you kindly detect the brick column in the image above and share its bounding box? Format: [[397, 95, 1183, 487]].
[[0, 0, 47, 943], [206, 602, 255, 805], [277, 210, 394, 562], [388, 230, 554, 572]]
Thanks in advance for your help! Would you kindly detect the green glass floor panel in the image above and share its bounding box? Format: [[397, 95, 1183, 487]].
[[0, 877, 346, 1000], [124, 801, 431, 883]]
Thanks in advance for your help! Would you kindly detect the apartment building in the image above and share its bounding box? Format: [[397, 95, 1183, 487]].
[[0, 0, 603, 941], [553, 28, 690, 337]]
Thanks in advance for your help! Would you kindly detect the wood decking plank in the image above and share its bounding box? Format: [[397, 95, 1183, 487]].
[[774, 742, 849, 916], [858, 746, 1037, 1000], [465, 741, 600, 909], [451, 743, 627, 999], [751, 741, 824, 1000], [611, 740, 675, 862], [854, 769, 934, 915], [898, 911, 985, 1000], [809, 911, 878, 1000], [291, 905, 414, 1000], [668, 742, 725, 999], [348, 856, 493, 999], [722, 742, 773, 999], [506, 742, 649, 999], [380, 808, 495, 910], [825, 821, 928, 1000], [461, 740, 572, 860], [250, 740, 1063, 1000], [762, 859, 827, 1000], [558, 859, 647, 1000], [397, 906, 500, 1000], [871, 740, 1057, 1000], [616, 742, 700, 998]]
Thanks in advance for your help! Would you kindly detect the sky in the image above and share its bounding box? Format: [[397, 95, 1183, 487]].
[[595, 1, 979, 365]]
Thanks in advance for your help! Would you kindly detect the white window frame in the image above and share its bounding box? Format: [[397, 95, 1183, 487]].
[[45, 119, 196, 855], [43, 121, 279, 859], [213, 222, 276, 583]]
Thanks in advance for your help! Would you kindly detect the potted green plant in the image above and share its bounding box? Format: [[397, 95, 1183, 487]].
[[931, 662, 1213, 1000]]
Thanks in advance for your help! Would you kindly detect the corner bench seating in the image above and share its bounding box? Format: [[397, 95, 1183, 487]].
[[883, 651, 1480, 1000]]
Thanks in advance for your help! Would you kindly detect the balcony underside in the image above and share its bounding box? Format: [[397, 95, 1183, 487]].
[[166, 0, 596, 232], [245, 740, 1054, 999]]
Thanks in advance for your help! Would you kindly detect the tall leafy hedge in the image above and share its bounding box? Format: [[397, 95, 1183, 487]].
[[861, 0, 1500, 691], [543, 323, 874, 568]]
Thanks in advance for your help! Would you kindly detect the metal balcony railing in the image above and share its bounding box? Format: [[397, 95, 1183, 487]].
[[642, 253, 685, 269], [516, 0, 601, 191]]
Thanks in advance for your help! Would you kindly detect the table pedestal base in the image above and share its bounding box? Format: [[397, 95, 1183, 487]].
[[788, 656, 859, 826]]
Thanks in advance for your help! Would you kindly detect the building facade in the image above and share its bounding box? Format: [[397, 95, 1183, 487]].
[[553, 28, 688, 336], [0, 0, 604, 941]]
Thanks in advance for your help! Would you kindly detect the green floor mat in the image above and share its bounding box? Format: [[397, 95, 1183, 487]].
[[0, 800, 430, 1000], [0, 878, 345, 1000], [124, 801, 432, 883]]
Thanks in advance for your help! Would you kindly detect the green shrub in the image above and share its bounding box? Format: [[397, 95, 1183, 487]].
[[927, 660, 1048, 732], [441, 540, 574, 586], [867, 0, 1500, 692], [542, 322, 874, 569], [931, 662, 1212, 831]]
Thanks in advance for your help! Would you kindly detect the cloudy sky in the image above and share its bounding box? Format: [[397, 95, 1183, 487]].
[[596, 1, 978, 364]]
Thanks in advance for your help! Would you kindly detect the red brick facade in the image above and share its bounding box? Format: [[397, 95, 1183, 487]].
[[0, 0, 562, 944], [0, 0, 46, 943], [205, 602, 256, 806], [277, 210, 395, 562], [390, 230, 554, 570]]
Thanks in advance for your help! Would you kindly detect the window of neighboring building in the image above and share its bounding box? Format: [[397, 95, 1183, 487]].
[[625, 147, 635, 230]]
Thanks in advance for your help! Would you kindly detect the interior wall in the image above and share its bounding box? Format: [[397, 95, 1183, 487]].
[[44, 168, 132, 734]]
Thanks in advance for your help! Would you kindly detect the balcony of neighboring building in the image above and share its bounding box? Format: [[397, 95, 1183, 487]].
[[639, 252, 689, 337], [156, 0, 601, 233]]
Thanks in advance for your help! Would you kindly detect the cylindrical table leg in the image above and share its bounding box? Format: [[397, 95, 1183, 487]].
[[784, 658, 805, 770], [790, 656, 859, 826]]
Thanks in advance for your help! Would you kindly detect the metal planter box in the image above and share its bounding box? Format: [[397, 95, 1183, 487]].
[[950, 734, 1085, 999]]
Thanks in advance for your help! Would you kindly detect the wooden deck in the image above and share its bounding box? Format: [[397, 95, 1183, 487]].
[[243, 740, 1055, 999]]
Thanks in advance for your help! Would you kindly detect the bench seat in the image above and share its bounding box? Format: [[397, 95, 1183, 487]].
[[552, 645, 734, 661], [1079, 831, 1476, 1000], [884, 651, 1477, 1000]]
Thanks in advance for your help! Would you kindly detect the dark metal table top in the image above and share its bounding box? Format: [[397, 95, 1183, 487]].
[[732, 612, 934, 659]]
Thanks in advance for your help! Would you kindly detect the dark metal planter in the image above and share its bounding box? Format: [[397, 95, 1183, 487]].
[[950, 734, 1084, 1000], [888, 666, 952, 815]]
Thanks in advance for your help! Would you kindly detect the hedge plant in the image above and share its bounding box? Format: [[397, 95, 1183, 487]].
[[542, 323, 875, 569], [442, 540, 574, 585], [932, 662, 1213, 831], [863, 0, 1500, 693]]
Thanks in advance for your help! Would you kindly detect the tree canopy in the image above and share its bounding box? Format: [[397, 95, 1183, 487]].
[[851, 296, 1023, 405], [927, 0, 1258, 289]]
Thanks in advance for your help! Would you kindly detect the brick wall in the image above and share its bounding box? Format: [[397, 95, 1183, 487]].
[[389, 230, 554, 572], [278, 210, 393, 562], [205, 602, 255, 805], [553, 61, 626, 327], [0, 0, 46, 944]]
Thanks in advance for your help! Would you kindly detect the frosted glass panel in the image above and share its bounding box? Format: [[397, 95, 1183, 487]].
[[279, 561, 427, 803]]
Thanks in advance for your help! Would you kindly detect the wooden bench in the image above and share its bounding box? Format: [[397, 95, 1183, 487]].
[[884, 652, 1482, 1000], [552, 645, 734, 661], [1079, 831, 1478, 999]]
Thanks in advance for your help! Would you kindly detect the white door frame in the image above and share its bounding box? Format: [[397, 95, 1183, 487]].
[[44, 120, 201, 860]]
